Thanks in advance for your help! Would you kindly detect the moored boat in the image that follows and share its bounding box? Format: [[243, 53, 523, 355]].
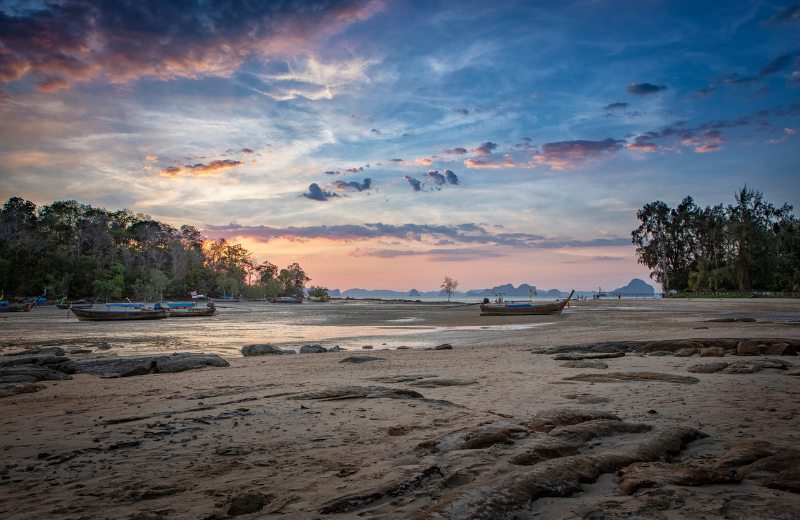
[[56, 299, 94, 310], [268, 296, 303, 304], [479, 290, 575, 316], [70, 304, 168, 321], [166, 302, 218, 317], [0, 302, 32, 312]]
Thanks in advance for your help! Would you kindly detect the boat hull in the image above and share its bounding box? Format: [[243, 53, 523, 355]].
[[479, 290, 574, 316], [0, 303, 32, 313], [168, 308, 218, 317], [70, 308, 169, 321]]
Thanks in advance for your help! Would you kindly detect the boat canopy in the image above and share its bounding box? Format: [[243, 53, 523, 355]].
[[107, 303, 143, 307], [167, 302, 196, 307]]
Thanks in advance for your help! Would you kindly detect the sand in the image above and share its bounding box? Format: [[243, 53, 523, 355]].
[[0, 298, 798, 519]]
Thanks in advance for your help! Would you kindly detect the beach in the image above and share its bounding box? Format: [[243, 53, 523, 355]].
[[1, 298, 799, 519]]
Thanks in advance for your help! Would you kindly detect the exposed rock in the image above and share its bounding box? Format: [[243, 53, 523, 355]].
[[362, 345, 373, 349], [735, 317, 757, 322], [737, 451, 800, 479], [737, 340, 761, 356], [559, 360, 608, 369], [761, 343, 797, 356], [410, 426, 706, 520], [241, 344, 290, 356], [560, 393, 609, 404], [460, 429, 515, 449], [339, 356, 384, 364], [563, 372, 699, 384], [639, 340, 701, 354], [787, 366, 800, 376], [526, 409, 620, 433], [616, 462, 741, 494], [553, 352, 624, 361], [228, 492, 270, 516], [329, 346, 347, 352], [0, 382, 47, 397], [0, 354, 77, 374], [762, 467, 800, 493], [673, 348, 697, 357], [76, 357, 156, 378], [291, 386, 423, 401], [155, 353, 229, 373], [319, 465, 444, 514], [707, 318, 736, 322], [434, 344, 453, 350], [647, 351, 673, 356], [67, 349, 92, 354], [370, 374, 436, 383], [715, 439, 794, 469], [2, 346, 65, 357], [299, 344, 327, 354], [699, 347, 726, 357], [408, 379, 477, 388], [548, 419, 651, 443], [688, 362, 728, 374], [0, 365, 72, 383], [509, 438, 583, 466]]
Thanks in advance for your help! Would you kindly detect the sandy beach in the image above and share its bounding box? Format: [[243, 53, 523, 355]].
[[1, 298, 799, 519]]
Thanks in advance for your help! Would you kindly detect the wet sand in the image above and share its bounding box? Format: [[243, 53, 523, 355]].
[[1, 298, 799, 519]]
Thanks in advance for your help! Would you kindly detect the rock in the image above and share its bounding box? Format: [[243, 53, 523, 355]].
[[559, 360, 608, 369], [560, 393, 609, 404], [408, 379, 477, 388], [616, 462, 741, 494], [563, 372, 699, 384], [548, 419, 651, 443], [526, 409, 620, 433], [509, 438, 583, 466], [2, 346, 65, 357], [0, 382, 47, 397], [362, 345, 373, 349], [639, 340, 701, 354], [647, 351, 673, 356], [371, 374, 437, 383], [0, 365, 73, 383], [553, 352, 624, 360], [688, 362, 728, 374], [67, 349, 92, 354], [292, 386, 423, 401], [735, 317, 757, 322], [707, 318, 736, 322], [329, 346, 346, 352], [76, 357, 156, 378], [434, 344, 453, 350], [0, 354, 76, 374], [699, 347, 726, 357], [397, 346, 412, 350], [673, 348, 697, 357], [241, 344, 286, 356], [737, 450, 800, 479], [762, 467, 800, 493], [737, 340, 761, 356], [228, 492, 269, 516], [461, 429, 515, 449], [154, 353, 230, 373], [762, 343, 796, 356], [299, 344, 327, 354], [786, 366, 800, 376], [409, 426, 706, 520], [715, 440, 795, 469], [339, 356, 384, 364]]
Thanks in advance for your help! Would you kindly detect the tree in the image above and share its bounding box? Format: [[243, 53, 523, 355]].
[[307, 286, 330, 301], [440, 276, 459, 301]]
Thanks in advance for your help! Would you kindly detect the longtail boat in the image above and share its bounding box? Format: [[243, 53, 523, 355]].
[[479, 290, 575, 316], [55, 299, 94, 310], [166, 302, 218, 317], [70, 304, 168, 321], [268, 297, 303, 304], [0, 302, 32, 313]]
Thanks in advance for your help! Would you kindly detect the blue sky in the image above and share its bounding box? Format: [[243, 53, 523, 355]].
[[1, 0, 798, 291]]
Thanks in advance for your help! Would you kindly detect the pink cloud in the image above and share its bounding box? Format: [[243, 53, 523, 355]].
[[532, 138, 625, 170], [694, 144, 722, 153], [160, 159, 245, 177], [441, 147, 468, 155]]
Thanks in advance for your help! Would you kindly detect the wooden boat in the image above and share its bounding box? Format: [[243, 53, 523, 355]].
[[165, 302, 218, 317], [268, 297, 303, 304], [0, 302, 32, 312], [70, 305, 168, 321], [55, 300, 94, 310], [479, 290, 575, 316]]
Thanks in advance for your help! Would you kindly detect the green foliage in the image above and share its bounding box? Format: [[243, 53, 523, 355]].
[[307, 286, 330, 301], [633, 187, 798, 292]]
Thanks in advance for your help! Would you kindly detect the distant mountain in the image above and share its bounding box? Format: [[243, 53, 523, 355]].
[[610, 278, 655, 294], [408, 289, 421, 297]]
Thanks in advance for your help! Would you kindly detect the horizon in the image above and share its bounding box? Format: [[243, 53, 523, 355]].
[[1, 0, 798, 292]]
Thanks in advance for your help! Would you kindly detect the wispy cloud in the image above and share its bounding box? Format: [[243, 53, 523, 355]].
[[532, 139, 625, 169], [627, 83, 667, 96], [160, 159, 245, 177]]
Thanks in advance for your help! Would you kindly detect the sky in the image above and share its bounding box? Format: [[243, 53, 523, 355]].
[[1, 0, 799, 292]]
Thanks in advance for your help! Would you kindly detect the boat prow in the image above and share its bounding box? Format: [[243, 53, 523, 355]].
[[479, 290, 575, 316]]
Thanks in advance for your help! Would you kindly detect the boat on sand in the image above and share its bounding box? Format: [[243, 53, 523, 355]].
[[70, 303, 168, 321], [166, 302, 218, 317], [479, 290, 575, 316]]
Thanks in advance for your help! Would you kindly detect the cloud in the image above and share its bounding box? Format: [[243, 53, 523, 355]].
[[370, 128, 381, 134], [442, 147, 468, 155], [686, 86, 716, 99], [145, 155, 158, 162], [334, 178, 372, 191], [626, 136, 660, 152], [240, 148, 255, 154], [626, 83, 667, 96], [0, 0, 383, 91], [325, 171, 342, 175], [591, 256, 624, 261], [345, 167, 364, 173], [532, 138, 625, 169], [36, 75, 71, 92], [159, 159, 245, 177], [349, 115, 373, 122], [415, 156, 443, 166], [602, 102, 629, 110], [464, 155, 516, 168], [389, 158, 404, 162], [356, 248, 504, 261], [759, 54, 793, 76], [791, 71, 800, 85], [444, 170, 459, 185], [694, 144, 722, 153], [303, 183, 338, 201], [766, 127, 796, 144], [768, 3, 800, 23], [403, 175, 422, 191], [426, 170, 446, 185], [469, 142, 497, 155], [454, 108, 469, 115]]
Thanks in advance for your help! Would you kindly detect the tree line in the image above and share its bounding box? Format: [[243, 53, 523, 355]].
[[0, 197, 315, 300], [632, 187, 799, 293]]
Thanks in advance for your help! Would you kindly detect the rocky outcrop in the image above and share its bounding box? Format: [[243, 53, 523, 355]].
[[299, 345, 327, 354], [699, 347, 726, 357], [339, 356, 384, 364], [291, 386, 423, 401], [553, 352, 624, 360], [715, 440, 794, 469], [616, 462, 740, 494], [76, 353, 229, 378], [559, 360, 608, 369], [564, 372, 699, 384], [408, 379, 477, 388], [526, 409, 620, 433], [532, 338, 799, 356], [688, 362, 728, 374], [737, 340, 761, 356], [241, 344, 293, 356]]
